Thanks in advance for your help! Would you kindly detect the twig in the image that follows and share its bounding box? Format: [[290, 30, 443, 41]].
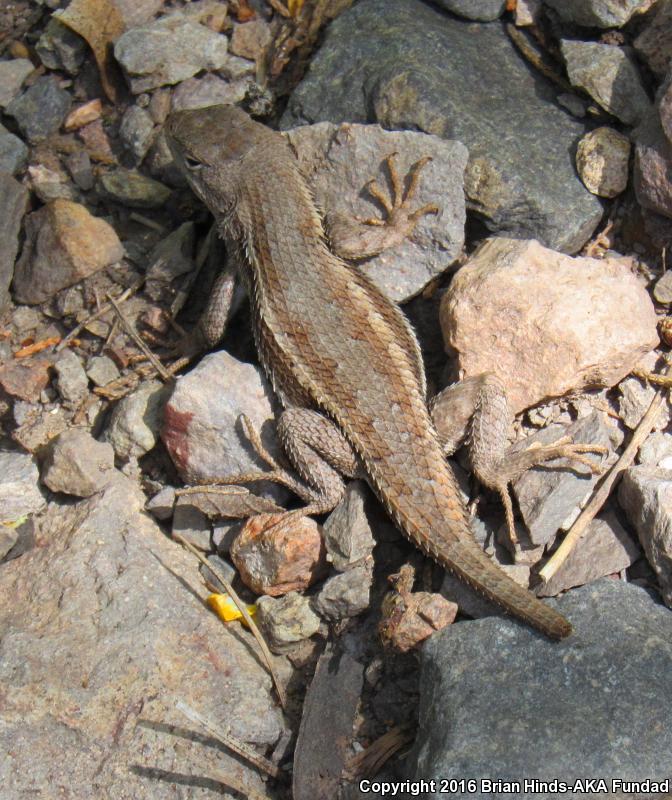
[[129, 211, 167, 233], [345, 725, 413, 780], [107, 293, 171, 382], [176, 701, 285, 781], [539, 370, 669, 584], [56, 276, 145, 351], [172, 532, 287, 710]]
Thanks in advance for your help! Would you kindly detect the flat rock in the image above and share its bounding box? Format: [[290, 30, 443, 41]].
[[161, 350, 287, 502], [440, 238, 659, 414], [104, 379, 169, 460], [634, 110, 672, 220], [634, 0, 672, 80], [561, 39, 651, 126], [0, 58, 33, 108], [619, 465, 672, 606], [0, 450, 46, 522], [171, 72, 251, 111], [0, 172, 28, 312], [312, 562, 373, 621], [0, 473, 284, 797], [282, 0, 603, 253], [409, 580, 672, 798], [543, 0, 653, 28], [97, 168, 172, 208], [285, 121, 468, 301], [323, 481, 376, 571], [53, 348, 89, 405], [5, 75, 71, 144], [0, 123, 28, 174], [13, 199, 124, 305], [114, 14, 229, 93], [431, 0, 505, 21], [41, 429, 116, 497]]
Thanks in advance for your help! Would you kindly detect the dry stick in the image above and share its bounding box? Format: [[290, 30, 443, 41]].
[[56, 276, 145, 351], [172, 532, 287, 710], [539, 376, 668, 584], [107, 293, 172, 382], [176, 700, 284, 781]]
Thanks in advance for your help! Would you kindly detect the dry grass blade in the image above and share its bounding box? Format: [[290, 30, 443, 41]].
[[172, 532, 287, 710], [176, 700, 285, 781], [345, 725, 414, 780], [106, 292, 171, 381]]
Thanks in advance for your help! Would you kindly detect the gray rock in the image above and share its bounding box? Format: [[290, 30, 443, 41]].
[[410, 580, 672, 798], [5, 76, 72, 144], [312, 563, 373, 621], [633, 109, 672, 220], [543, 0, 651, 28], [97, 168, 172, 208], [0, 524, 18, 561], [36, 17, 87, 73], [514, 411, 612, 545], [114, 15, 229, 93], [638, 431, 672, 467], [0, 58, 33, 108], [0, 124, 28, 174], [144, 222, 195, 303], [119, 105, 155, 163], [85, 355, 120, 387], [172, 496, 211, 550], [145, 485, 176, 520], [634, 0, 672, 80], [282, 0, 603, 253], [256, 591, 321, 653], [286, 121, 468, 301], [161, 350, 287, 503], [619, 465, 672, 606], [654, 266, 672, 303], [323, 481, 376, 571], [53, 348, 89, 405], [0, 450, 46, 522], [171, 73, 251, 111], [619, 375, 671, 431], [41, 429, 116, 497], [537, 511, 640, 596], [200, 552, 236, 588], [104, 379, 169, 459], [433, 0, 505, 21], [561, 40, 651, 126], [0, 173, 28, 312], [64, 149, 94, 191], [0, 473, 284, 795]]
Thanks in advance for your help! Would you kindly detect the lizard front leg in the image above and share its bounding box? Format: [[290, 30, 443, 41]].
[[431, 373, 608, 546]]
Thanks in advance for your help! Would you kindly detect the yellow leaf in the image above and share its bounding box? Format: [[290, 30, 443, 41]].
[[207, 594, 256, 627]]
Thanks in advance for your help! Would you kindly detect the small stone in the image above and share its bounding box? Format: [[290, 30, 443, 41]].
[[0, 124, 28, 174], [0, 360, 51, 403], [431, 0, 505, 21], [661, 71, 672, 145], [0, 450, 46, 522], [0, 58, 33, 108], [256, 592, 321, 654], [323, 481, 375, 571], [576, 126, 630, 198], [172, 497, 211, 550], [229, 19, 272, 61], [561, 40, 651, 126], [634, 0, 672, 80], [653, 269, 672, 304], [27, 164, 78, 203], [148, 88, 172, 124], [638, 431, 672, 466], [119, 105, 155, 163], [544, 0, 653, 28], [145, 485, 176, 521], [42, 429, 116, 497], [85, 355, 120, 387], [5, 75, 72, 144], [63, 98, 102, 131], [556, 92, 588, 118], [64, 150, 94, 191], [619, 375, 671, 431], [380, 586, 458, 652], [514, 0, 541, 25], [77, 119, 115, 162], [0, 173, 28, 312], [53, 349, 89, 405], [104, 380, 169, 459], [200, 553, 236, 588], [13, 199, 124, 305], [633, 111, 672, 220], [170, 73, 250, 111], [0, 524, 18, 561], [312, 562, 373, 621], [231, 513, 326, 596], [10, 404, 69, 453], [97, 168, 171, 208], [36, 17, 87, 73], [114, 15, 229, 93]]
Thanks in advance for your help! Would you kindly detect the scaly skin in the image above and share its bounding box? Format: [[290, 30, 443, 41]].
[[165, 105, 572, 640]]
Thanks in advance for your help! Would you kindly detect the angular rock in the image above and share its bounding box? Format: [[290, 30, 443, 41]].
[[637, 430, 672, 466], [619, 374, 671, 431], [256, 592, 322, 654], [170, 73, 250, 111], [561, 40, 651, 126], [64, 149, 94, 191], [27, 163, 78, 203], [286, 121, 468, 301], [619, 465, 672, 606], [410, 580, 672, 798], [634, 111, 672, 220], [0, 524, 18, 561], [0, 173, 28, 312], [41, 429, 116, 497], [0, 58, 33, 108], [544, 0, 652, 28], [5, 75, 72, 144], [440, 238, 659, 414], [97, 168, 171, 208], [514, 411, 612, 545], [661, 70, 672, 145], [145, 485, 176, 521], [36, 17, 87, 73], [0, 124, 28, 174], [282, 0, 603, 253], [231, 512, 327, 596], [379, 588, 458, 652], [634, 0, 672, 80], [576, 126, 630, 198], [312, 562, 373, 621], [85, 355, 120, 388], [229, 19, 272, 60], [0, 450, 46, 522], [537, 512, 640, 596], [53, 348, 89, 405], [13, 199, 124, 305], [172, 496, 211, 550], [323, 481, 375, 571], [104, 379, 169, 459], [161, 350, 286, 501], [0, 359, 51, 403], [114, 15, 229, 93], [119, 105, 155, 163], [436, 0, 505, 19], [0, 474, 283, 796], [64, 98, 103, 132]]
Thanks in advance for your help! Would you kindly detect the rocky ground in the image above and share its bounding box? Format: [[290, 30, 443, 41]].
[[1, 0, 672, 798]]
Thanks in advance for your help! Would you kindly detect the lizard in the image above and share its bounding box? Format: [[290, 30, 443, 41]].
[[164, 104, 606, 640]]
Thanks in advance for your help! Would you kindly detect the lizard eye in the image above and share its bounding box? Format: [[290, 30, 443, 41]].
[[184, 154, 203, 170]]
